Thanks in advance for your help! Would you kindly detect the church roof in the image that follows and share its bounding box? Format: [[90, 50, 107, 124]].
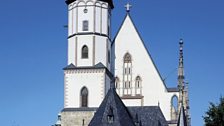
[[89, 87, 168, 126], [63, 62, 106, 70], [63, 62, 113, 78], [128, 106, 168, 126], [89, 88, 135, 126], [65, 0, 114, 9]]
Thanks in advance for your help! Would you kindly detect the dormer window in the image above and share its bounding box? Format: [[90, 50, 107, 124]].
[[107, 106, 114, 124], [83, 20, 89, 31]]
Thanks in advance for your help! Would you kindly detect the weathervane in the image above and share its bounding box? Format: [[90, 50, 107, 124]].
[[125, 3, 132, 12]]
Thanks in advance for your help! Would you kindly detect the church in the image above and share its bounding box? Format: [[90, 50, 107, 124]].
[[54, 0, 190, 126]]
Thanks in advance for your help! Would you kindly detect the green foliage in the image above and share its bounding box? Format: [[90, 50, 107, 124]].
[[203, 96, 224, 126]]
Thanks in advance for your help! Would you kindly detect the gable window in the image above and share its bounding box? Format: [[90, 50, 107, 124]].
[[123, 52, 132, 95], [135, 76, 142, 95], [81, 45, 88, 59], [83, 20, 89, 31], [80, 87, 88, 107]]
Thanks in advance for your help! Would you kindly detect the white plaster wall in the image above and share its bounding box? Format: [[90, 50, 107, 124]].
[[68, 1, 109, 35], [95, 3, 101, 33], [76, 35, 93, 66], [64, 69, 105, 108], [122, 99, 142, 106], [114, 14, 180, 121], [101, 4, 108, 34], [95, 36, 111, 70], [68, 4, 73, 36], [68, 37, 76, 65], [67, 0, 111, 68]]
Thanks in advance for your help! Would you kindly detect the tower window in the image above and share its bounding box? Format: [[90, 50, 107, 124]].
[[80, 87, 88, 107], [81, 45, 88, 59], [83, 20, 89, 31]]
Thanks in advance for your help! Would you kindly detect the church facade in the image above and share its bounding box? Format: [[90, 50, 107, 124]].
[[54, 0, 190, 126]]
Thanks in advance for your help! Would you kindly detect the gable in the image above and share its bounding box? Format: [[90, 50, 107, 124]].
[[113, 13, 168, 91]]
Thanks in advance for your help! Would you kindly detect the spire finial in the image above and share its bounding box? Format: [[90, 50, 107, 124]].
[[125, 3, 132, 12], [178, 38, 184, 82]]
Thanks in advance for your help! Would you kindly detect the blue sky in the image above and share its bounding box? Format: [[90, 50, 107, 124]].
[[0, 0, 224, 126]]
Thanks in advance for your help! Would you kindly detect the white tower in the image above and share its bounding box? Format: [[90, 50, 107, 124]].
[[64, 0, 114, 108]]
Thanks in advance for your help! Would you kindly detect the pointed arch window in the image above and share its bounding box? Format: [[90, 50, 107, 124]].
[[170, 95, 178, 120], [123, 52, 132, 95], [80, 87, 88, 107], [135, 76, 142, 95], [81, 45, 88, 59], [115, 77, 120, 95], [115, 77, 120, 89]]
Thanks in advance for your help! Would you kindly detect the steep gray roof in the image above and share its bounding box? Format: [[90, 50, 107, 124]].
[[63, 62, 114, 79], [128, 106, 168, 126], [89, 88, 135, 126], [89, 87, 168, 126]]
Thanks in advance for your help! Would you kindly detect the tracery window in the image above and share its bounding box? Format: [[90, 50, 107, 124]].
[[80, 87, 88, 107], [123, 52, 132, 95], [81, 45, 88, 59]]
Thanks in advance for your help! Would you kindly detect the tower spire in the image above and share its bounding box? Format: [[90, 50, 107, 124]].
[[178, 39, 184, 86], [177, 39, 191, 126], [178, 39, 184, 104]]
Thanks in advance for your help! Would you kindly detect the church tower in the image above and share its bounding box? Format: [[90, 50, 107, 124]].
[[64, 0, 114, 108]]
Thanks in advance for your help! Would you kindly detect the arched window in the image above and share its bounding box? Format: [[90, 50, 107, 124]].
[[115, 77, 120, 95], [81, 45, 88, 59], [135, 76, 141, 88], [124, 53, 131, 63], [80, 87, 88, 107], [171, 95, 178, 120], [135, 76, 142, 95], [115, 77, 120, 89], [123, 52, 132, 95]]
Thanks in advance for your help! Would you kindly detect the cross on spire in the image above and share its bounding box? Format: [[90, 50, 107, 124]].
[[125, 3, 132, 12]]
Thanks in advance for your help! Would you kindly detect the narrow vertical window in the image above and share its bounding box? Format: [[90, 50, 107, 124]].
[[171, 95, 178, 120], [83, 20, 89, 31], [82, 45, 88, 59], [108, 50, 110, 63], [81, 87, 88, 107], [115, 77, 119, 89], [135, 76, 142, 95], [123, 52, 132, 95]]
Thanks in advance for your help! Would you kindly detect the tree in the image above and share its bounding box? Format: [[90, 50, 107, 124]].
[[203, 96, 224, 126]]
